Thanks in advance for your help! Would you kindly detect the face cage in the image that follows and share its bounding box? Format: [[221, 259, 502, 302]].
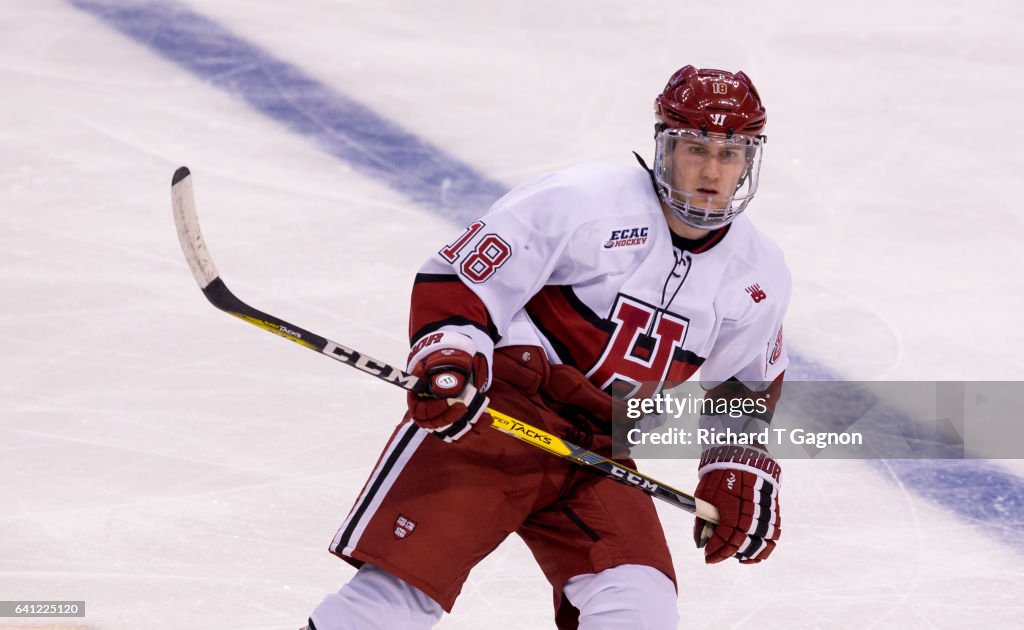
[[653, 129, 764, 230]]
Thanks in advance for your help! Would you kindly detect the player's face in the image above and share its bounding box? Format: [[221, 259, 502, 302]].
[[652, 128, 763, 230], [668, 135, 750, 210]]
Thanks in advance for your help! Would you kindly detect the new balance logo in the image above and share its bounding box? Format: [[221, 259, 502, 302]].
[[745, 284, 767, 303]]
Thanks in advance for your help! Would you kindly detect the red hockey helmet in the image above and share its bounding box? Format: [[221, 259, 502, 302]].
[[652, 66, 767, 230], [654, 65, 766, 137]]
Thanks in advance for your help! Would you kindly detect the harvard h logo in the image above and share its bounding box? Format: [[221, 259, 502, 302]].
[[587, 295, 692, 399]]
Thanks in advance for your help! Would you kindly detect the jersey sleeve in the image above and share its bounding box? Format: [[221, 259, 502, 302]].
[[696, 258, 790, 451], [408, 173, 593, 379]]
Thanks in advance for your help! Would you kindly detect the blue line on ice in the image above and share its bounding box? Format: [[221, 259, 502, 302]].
[[71, 0, 1024, 550], [69, 0, 507, 221]]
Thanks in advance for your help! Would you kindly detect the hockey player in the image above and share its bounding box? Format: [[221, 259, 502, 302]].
[[305, 65, 788, 630]]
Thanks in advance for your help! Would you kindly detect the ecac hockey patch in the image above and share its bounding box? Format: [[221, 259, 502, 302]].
[[603, 226, 649, 249]]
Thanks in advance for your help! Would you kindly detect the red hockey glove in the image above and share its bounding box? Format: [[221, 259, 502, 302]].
[[693, 446, 782, 564], [406, 332, 490, 442]]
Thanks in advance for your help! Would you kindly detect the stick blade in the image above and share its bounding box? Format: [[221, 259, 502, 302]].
[[171, 166, 220, 290]]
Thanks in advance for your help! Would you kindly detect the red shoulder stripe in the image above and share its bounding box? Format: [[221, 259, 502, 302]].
[[409, 274, 498, 343]]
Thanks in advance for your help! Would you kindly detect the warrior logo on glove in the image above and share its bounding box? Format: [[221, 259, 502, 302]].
[[432, 373, 462, 394]]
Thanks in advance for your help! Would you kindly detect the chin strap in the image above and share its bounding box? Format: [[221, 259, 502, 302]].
[[633, 150, 675, 216], [633, 151, 660, 192]]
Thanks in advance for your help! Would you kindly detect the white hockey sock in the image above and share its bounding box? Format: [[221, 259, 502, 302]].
[[562, 564, 679, 630], [309, 564, 443, 630]]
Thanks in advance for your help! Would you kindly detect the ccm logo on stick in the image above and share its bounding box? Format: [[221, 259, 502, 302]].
[[609, 464, 659, 492]]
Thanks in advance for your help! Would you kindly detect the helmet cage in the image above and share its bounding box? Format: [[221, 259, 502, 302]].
[[653, 128, 764, 230]]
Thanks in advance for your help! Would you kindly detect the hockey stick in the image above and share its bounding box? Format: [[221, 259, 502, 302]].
[[170, 166, 718, 524]]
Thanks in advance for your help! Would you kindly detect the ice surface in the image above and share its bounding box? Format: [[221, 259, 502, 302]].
[[2, 1, 1023, 628]]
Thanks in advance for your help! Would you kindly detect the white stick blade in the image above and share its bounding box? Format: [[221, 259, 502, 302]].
[[171, 167, 220, 289]]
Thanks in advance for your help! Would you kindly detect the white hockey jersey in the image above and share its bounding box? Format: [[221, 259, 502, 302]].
[[409, 161, 790, 398]]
